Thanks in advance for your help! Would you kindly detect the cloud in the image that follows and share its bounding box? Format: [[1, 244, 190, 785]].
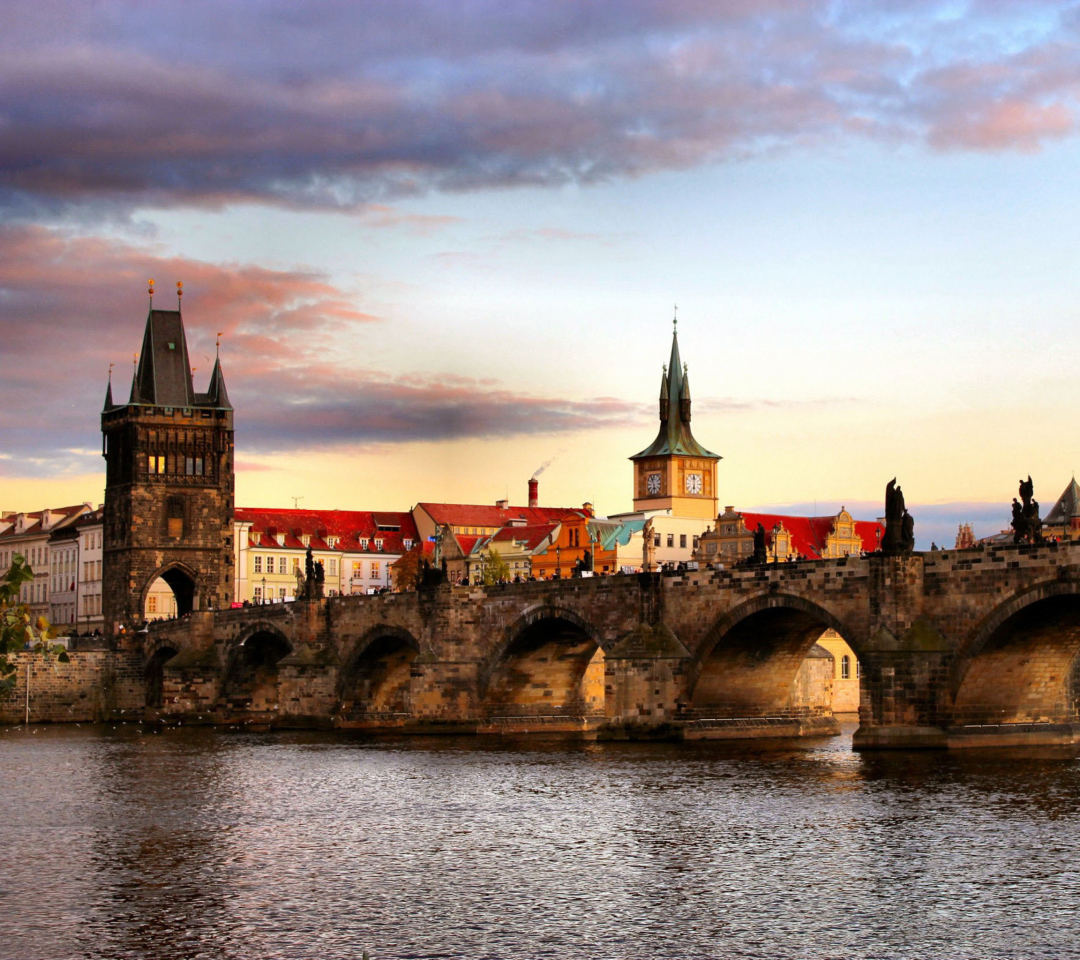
[[2, 1, 1079, 215], [0, 225, 647, 476]]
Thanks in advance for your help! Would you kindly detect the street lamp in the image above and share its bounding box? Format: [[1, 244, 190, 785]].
[[261, 576, 266, 604], [555, 544, 561, 579]]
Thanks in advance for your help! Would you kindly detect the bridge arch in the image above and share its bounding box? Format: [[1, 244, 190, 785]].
[[953, 579, 1080, 725], [337, 625, 422, 718], [481, 604, 605, 718], [141, 561, 201, 619], [144, 637, 180, 709], [691, 593, 856, 720], [220, 622, 293, 718]]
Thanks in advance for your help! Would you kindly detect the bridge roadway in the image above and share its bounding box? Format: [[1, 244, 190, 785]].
[[141, 540, 1080, 749]]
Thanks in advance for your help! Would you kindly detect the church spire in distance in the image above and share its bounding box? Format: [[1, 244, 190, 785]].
[[631, 311, 718, 461]]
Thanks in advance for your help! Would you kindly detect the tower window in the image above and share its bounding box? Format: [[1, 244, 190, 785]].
[[166, 495, 184, 538], [841, 655, 851, 680]]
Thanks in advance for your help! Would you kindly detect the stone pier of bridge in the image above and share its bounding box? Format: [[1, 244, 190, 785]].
[[138, 541, 1080, 749]]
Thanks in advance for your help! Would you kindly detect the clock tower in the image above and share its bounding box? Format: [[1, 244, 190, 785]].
[[630, 320, 720, 520]]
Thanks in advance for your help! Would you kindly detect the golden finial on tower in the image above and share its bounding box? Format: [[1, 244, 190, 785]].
[[176, 280, 183, 307], [673, 304, 678, 331], [216, 331, 223, 356], [108, 362, 114, 382], [148, 278, 154, 304]]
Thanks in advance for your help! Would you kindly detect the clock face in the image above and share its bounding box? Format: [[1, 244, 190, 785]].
[[646, 473, 661, 495], [685, 473, 703, 494]]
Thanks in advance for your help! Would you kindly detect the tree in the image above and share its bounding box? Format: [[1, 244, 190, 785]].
[[479, 548, 510, 585], [0, 554, 68, 696], [391, 544, 425, 591]]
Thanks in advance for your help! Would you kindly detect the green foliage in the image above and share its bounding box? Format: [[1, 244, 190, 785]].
[[0, 554, 68, 696], [480, 548, 511, 585]]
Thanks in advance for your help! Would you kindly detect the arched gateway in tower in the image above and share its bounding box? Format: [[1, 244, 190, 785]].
[[101, 302, 235, 635]]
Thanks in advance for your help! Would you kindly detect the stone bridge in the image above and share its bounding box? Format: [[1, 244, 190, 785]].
[[141, 540, 1080, 748]]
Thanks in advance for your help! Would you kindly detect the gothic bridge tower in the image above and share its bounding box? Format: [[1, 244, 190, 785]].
[[102, 290, 234, 634], [630, 319, 721, 520]]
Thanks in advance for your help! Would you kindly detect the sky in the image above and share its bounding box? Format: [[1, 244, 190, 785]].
[[4, 0, 1080, 549]]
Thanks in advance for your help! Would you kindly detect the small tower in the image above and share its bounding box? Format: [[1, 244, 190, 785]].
[[630, 317, 720, 519], [101, 286, 235, 635]]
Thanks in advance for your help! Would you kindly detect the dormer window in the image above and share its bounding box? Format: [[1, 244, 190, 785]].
[[360, 538, 369, 549], [301, 535, 310, 547], [403, 539, 413, 550], [327, 536, 338, 548], [374, 539, 384, 551]]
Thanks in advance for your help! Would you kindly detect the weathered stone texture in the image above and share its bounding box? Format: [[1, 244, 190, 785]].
[[37, 539, 1078, 748], [0, 651, 144, 723]]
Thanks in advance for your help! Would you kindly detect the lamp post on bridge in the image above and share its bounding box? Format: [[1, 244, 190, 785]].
[[261, 576, 266, 605]]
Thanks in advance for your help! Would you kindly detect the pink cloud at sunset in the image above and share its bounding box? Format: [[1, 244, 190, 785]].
[[0, 224, 648, 476]]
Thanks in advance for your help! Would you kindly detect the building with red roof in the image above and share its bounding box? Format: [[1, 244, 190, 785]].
[[234, 507, 418, 603], [696, 506, 884, 565], [0, 503, 96, 624]]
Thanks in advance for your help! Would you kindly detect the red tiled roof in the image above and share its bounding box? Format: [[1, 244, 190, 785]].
[[0, 504, 93, 540], [417, 502, 579, 528], [738, 512, 883, 560], [236, 508, 419, 555], [455, 535, 484, 556], [488, 522, 559, 551]]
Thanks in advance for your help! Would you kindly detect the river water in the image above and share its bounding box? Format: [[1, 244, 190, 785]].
[[3, 721, 1080, 960]]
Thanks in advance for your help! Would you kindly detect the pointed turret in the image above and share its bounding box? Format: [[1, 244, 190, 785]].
[[103, 380, 114, 412], [128, 369, 141, 405], [680, 363, 692, 423], [133, 309, 196, 407], [204, 356, 232, 410], [1045, 478, 1080, 527], [631, 321, 718, 461]]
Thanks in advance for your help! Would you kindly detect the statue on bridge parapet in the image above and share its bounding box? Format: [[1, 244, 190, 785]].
[[1012, 475, 1044, 544], [296, 546, 325, 600], [752, 523, 768, 565], [642, 518, 656, 572], [882, 478, 915, 555]]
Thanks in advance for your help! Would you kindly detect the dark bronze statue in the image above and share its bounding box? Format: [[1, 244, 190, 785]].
[[298, 546, 325, 600], [882, 478, 915, 555], [752, 523, 768, 565], [1012, 476, 1043, 544]]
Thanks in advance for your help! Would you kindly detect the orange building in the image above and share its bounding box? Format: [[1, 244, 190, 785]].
[[530, 505, 620, 579]]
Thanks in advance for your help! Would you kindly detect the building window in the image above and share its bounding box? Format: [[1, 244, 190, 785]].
[[279, 588, 287, 600], [292, 557, 300, 572], [841, 655, 851, 679], [328, 558, 338, 576], [253, 587, 262, 602], [148, 595, 157, 613], [279, 556, 288, 574], [666, 534, 674, 548], [254, 555, 262, 573], [375, 539, 384, 551], [371, 562, 381, 580], [693, 536, 700, 549], [352, 562, 362, 579], [360, 538, 369, 549], [680, 534, 687, 548], [403, 539, 413, 550], [653, 533, 661, 547]]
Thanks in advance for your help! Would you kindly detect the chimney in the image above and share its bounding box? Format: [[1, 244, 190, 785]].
[[583, 502, 594, 517], [528, 478, 539, 509], [496, 499, 508, 510]]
